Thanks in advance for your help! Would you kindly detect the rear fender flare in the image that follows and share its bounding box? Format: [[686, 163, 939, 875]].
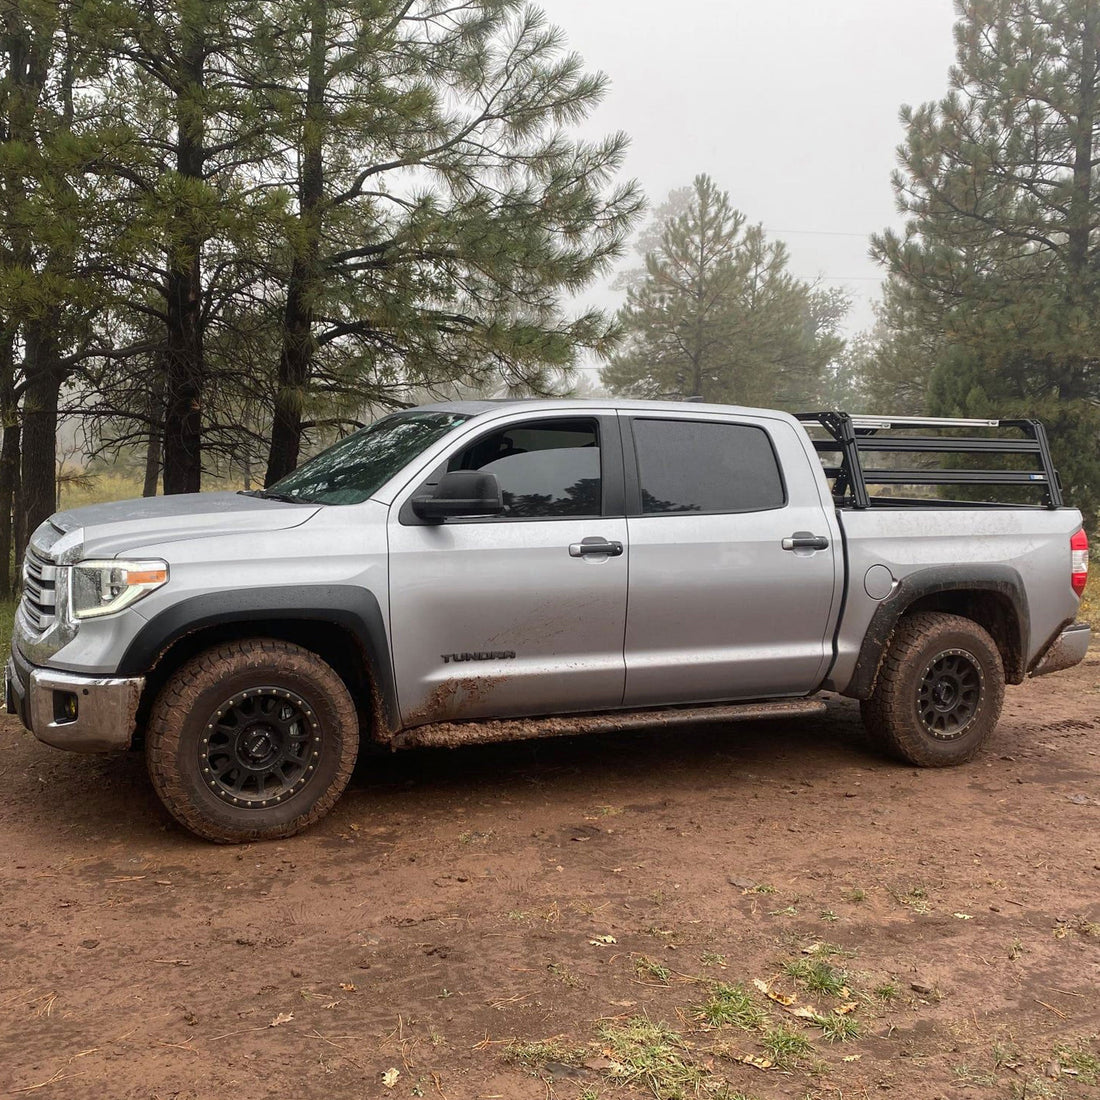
[[845, 565, 1028, 699]]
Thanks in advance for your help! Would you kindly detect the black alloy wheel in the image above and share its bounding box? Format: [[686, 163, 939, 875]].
[[916, 649, 983, 740], [201, 687, 320, 808]]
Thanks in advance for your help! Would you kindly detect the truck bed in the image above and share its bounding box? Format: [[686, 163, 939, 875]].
[[824, 505, 1082, 694]]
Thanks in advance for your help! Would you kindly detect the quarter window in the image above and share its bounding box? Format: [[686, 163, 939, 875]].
[[632, 419, 785, 514], [445, 418, 602, 518]]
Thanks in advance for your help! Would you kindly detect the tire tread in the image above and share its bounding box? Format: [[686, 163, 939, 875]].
[[861, 611, 1004, 767], [146, 638, 358, 843]]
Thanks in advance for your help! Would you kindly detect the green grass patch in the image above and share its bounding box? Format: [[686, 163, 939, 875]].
[[809, 1013, 861, 1042], [768, 904, 798, 917], [781, 958, 849, 997], [759, 1025, 813, 1069], [695, 982, 766, 1030], [633, 955, 672, 984], [1054, 1039, 1100, 1084], [892, 884, 931, 914], [547, 962, 584, 989], [597, 1017, 712, 1099], [504, 1037, 589, 1068], [802, 940, 854, 959], [952, 1063, 996, 1087]]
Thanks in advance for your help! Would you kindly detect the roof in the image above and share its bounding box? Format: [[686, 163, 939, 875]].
[[411, 397, 794, 420]]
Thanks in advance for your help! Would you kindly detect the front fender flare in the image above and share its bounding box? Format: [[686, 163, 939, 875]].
[[117, 585, 398, 730]]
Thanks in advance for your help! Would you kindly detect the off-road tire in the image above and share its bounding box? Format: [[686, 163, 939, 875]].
[[860, 612, 1004, 767], [146, 639, 358, 843]]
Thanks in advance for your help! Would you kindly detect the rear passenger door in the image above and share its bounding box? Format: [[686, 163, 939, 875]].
[[621, 413, 839, 706]]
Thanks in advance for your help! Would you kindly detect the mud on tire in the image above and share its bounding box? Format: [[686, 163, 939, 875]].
[[860, 611, 1005, 767], [146, 639, 359, 843]]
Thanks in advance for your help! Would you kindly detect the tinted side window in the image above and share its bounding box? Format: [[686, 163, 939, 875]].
[[447, 418, 601, 518], [632, 419, 785, 514]]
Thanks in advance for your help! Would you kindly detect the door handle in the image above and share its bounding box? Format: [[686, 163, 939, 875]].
[[781, 532, 830, 551], [569, 538, 624, 558]]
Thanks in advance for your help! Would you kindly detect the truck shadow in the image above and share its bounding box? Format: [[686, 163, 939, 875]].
[[346, 693, 879, 804], [3, 695, 879, 846]]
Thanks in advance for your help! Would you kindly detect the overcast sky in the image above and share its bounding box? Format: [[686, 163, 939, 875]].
[[539, 0, 958, 368]]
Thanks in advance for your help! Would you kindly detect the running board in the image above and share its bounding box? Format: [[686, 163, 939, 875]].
[[392, 698, 828, 750]]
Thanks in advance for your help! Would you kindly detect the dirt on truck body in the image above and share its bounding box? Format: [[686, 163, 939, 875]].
[[2, 654, 1100, 1100]]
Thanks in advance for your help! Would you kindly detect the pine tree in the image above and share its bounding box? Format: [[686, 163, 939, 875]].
[[5, 0, 642, 510], [95, 0, 285, 494], [0, 0, 122, 569], [601, 174, 847, 409], [262, 0, 642, 484], [871, 0, 1100, 521]]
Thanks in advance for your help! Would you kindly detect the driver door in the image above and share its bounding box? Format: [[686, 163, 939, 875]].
[[387, 413, 629, 726]]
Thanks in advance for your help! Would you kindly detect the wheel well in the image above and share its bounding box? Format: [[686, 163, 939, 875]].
[[899, 590, 1025, 683], [135, 620, 382, 743]]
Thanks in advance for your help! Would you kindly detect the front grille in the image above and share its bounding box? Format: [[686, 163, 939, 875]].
[[21, 545, 58, 633]]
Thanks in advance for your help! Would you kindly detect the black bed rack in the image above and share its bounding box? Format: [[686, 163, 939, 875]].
[[795, 412, 1063, 510]]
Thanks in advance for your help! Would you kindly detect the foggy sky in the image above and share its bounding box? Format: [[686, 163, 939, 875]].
[[540, 0, 958, 360]]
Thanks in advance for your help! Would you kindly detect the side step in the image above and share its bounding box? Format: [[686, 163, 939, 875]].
[[393, 697, 828, 750]]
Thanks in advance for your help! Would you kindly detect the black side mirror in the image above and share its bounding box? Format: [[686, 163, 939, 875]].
[[411, 470, 505, 522]]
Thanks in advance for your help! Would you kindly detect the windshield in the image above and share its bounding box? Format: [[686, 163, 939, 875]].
[[261, 411, 471, 505]]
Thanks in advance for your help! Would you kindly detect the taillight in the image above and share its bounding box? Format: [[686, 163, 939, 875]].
[[1071, 528, 1088, 597]]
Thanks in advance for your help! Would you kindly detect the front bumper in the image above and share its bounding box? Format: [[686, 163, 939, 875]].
[[6, 649, 144, 753], [1030, 621, 1092, 678]]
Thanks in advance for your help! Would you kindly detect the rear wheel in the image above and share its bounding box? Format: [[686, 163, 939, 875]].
[[860, 612, 1004, 767], [146, 639, 359, 843]]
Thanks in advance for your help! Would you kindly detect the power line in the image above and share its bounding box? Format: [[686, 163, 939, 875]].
[[772, 228, 871, 238], [798, 275, 884, 281]]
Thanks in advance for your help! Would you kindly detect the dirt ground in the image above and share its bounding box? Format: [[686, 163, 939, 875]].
[[2, 657, 1099, 1100]]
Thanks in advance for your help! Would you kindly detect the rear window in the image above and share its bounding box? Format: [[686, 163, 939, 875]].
[[632, 418, 785, 514]]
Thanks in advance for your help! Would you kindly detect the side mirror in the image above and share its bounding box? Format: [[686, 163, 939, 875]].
[[411, 470, 505, 521]]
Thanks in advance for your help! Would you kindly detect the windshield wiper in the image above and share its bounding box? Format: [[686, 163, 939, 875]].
[[240, 490, 312, 504]]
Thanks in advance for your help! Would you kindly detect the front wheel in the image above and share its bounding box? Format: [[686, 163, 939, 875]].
[[146, 639, 359, 843], [860, 612, 1005, 767]]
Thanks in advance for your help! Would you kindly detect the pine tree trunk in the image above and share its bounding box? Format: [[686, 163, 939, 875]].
[[143, 429, 161, 497], [265, 266, 315, 484], [161, 29, 206, 495], [13, 447, 24, 568], [0, 419, 20, 595], [1067, 3, 1097, 279], [162, 264, 203, 494], [20, 318, 61, 549], [142, 363, 165, 496], [0, 327, 18, 595], [3, 12, 51, 570], [1063, 4, 1098, 402], [265, 0, 326, 487]]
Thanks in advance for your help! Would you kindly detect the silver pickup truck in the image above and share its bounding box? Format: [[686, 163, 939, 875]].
[[6, 399, 1091, 842]]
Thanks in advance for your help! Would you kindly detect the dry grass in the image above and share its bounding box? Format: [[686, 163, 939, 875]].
[[58, 469, 245, 511], [1077, 569, 1100, 630]]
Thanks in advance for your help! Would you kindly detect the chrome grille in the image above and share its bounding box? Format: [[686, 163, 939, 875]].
[[21, 546, 58, 633]]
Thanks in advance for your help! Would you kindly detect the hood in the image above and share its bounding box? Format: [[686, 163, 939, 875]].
[[48, 491, 322, 559]]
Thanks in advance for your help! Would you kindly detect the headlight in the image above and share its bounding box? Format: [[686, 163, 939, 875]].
[[69, 559, 169, 619]]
